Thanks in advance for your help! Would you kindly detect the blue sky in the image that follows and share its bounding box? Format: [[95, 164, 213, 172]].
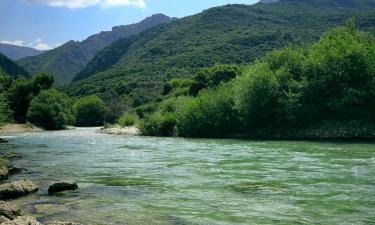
[[0, 0, 258, 50]]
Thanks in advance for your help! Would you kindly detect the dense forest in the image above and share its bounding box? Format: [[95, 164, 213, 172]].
[[1, 1, 375, 140], [135, 22, 375, 139], [0, 70, 107, 129], [68, 0, 375, 117]]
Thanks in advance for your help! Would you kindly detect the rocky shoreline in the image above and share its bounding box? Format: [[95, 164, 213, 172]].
[[0, 137, 81, 225], [98, 126, 140, 136]]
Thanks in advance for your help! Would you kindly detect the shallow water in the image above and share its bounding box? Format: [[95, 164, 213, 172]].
[[1, 128, 375, 224]]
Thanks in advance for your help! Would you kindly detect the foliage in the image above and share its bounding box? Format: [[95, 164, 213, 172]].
[[118, 112, 139, 127], [140, 23, 375, 138], [0, 53, 29, 78], [7, 73, 54, 122], [73, 95, 108, 127], [70, 1, 375, 109], [27, 89, 75, 130], [189, 64, 242, 96], [179, 83, 239, 137]]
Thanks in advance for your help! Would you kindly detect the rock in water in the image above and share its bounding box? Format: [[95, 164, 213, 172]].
[[1, 215, 42, 225], [47, 222, 82, 225], [0, 138, 8, 143], [0, 167, 9, 181], [0, 179, 39, 200], [8, 166, 26, 174], [0, 201, 23, 220], [48, 181, 78, 195]]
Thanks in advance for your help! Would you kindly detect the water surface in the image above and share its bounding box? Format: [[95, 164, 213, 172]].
[[2, 128, 375, 224]]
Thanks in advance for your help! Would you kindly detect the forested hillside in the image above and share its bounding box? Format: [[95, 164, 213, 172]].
[[0, 53, 29, 78], [70, 0, 375, 111], [18, 14, 172, 86], [138, 22, 375, 139]]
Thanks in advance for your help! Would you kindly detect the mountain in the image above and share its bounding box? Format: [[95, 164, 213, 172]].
[[0, 43, 43, 60], [18, 14, 172, 86], [69, 0, 375, 107], [0, 53, 29, 78]]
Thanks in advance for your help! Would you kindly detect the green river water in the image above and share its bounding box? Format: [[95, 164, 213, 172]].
[[1, 128, 375, 225]]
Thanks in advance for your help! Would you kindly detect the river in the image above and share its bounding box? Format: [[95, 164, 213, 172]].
[[2, 128, 375, 224]]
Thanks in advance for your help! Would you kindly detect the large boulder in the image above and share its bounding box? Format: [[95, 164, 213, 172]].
[[0, 179, 39, 200], [1, 215, 42, 225], [0, 201, 23, 220], [48, 181, 78, 195]]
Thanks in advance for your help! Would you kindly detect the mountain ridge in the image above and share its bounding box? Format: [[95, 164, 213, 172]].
[[18, 14, 172, 86], [69, 0, 375, 108], [0, 43, 43, 60]]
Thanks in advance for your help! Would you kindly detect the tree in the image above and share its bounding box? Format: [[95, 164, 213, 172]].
[[8, 73, 54, 122], [73, 95, 108, 127], [303, 22, 375, 121], [27, 89, 74, 130]]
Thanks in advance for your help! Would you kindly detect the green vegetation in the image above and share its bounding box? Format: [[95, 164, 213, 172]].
[[73, 95, 108, 127], [27, 89, 75, 130], [0, 72, 12, 125], [18, 14, 171, 86], [7, 72, 54, 122], [118, 112, 139, 127], [0, 53, 29, 78], [69, 1, 375, 114], [139, 23, 375, 138]]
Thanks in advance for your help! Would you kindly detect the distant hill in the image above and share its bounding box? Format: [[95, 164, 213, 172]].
[[0, 43, 43, 60], [18, 14, 172, 86], [69, 0, 375, 107], [0, 53, 29, 78]]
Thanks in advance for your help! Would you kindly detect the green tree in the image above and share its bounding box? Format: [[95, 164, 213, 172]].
[[27, 89, 75, 130], [8, 73, 54, 122], [303, 23, 375, 121], [73, 95, 108, 127]]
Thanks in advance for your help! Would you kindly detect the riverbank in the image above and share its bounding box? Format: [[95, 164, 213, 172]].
[[0, 124, 43, 134], [0, 136, 81, 225], [99, 125, 140, 136]]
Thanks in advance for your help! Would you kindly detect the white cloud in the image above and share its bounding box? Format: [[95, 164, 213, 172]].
[[24, 0, 146, 9], [0, 39, 59, 51], [0, 40, 25, 47]]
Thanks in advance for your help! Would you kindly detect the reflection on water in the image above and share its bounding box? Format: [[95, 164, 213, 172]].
[[2, 128, 375, 224]]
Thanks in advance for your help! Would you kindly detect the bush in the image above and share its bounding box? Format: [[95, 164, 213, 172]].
[[8, 73, 54, 123], [179, 83, 238, 137], [73, 95, 108, 127], [118, 112, 139, 127], [27, 89, 75, 130], [140, 112, 178, 137], [303, 22, 375, 121]]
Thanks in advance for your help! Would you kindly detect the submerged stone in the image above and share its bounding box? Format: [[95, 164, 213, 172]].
[[0, 179, 39, 200], [1, 215, 42, 225], [0, 201, 23, 220], [47, 222, 82, 225], [48, 181, 78, 195], [8, 166, 26, 174], [0, 138, 8, 144], [0, 167, 9, 181]]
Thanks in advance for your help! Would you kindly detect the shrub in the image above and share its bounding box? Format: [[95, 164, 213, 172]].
[[140, 112, 178, 137], [179, 83, 238, 137], [118, 112, 139, 127], [27, 89, 75, 130], [73, 95, 108, 127]]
